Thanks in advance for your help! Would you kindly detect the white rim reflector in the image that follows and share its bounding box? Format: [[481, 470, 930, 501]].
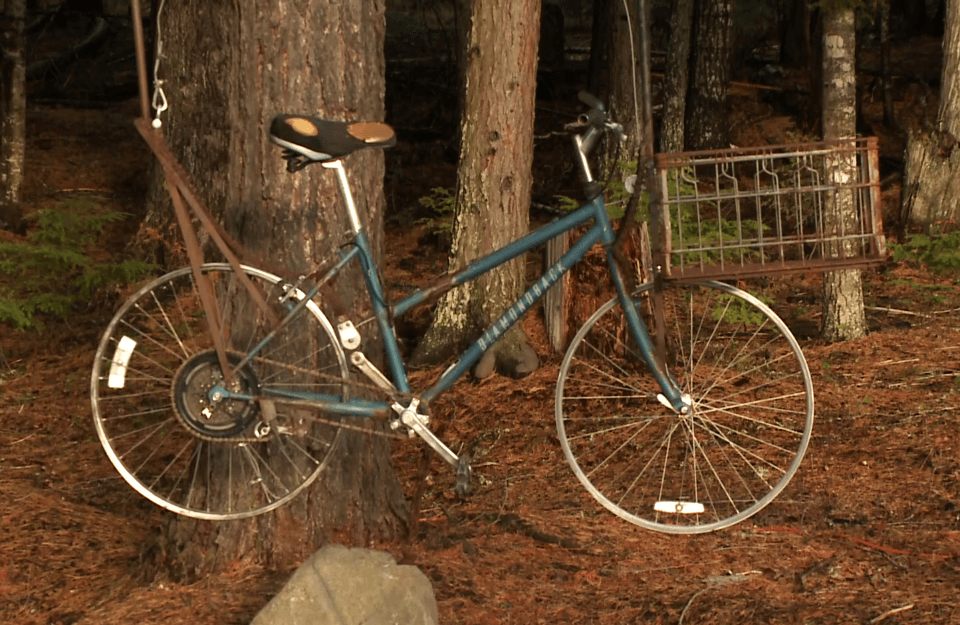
[[108, 336, 137, 389], [654, 500, 706, 515]]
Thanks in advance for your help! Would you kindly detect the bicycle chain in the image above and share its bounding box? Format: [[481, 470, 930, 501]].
[[171, 353, 426, 444]]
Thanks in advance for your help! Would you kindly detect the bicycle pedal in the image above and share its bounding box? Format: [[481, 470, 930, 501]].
[[455, 452, 472, 497]]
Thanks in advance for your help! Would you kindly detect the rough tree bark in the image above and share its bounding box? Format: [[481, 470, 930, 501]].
[[880, 0, 896, 128], [685, 0, 733, 151], [892, 0, 927, 36], [139, 0, 407, 579], [606, 0, 643, 169], [412, 0, 541, 378], [780, 0, 812, 69], [0, 0, 26, 231], [902, 0, 960, 231], [821, 5, 867, 342], [586, 0, 611, 96], [659, 0, 695, 154]]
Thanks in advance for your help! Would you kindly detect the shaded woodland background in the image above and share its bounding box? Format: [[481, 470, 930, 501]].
[[1, 0, 959, 623]]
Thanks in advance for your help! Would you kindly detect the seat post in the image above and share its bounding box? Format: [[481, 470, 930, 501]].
[[323, 160, 363, 235]]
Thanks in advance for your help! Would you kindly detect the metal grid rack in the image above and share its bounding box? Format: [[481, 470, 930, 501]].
[[653, 138, 886, 281]]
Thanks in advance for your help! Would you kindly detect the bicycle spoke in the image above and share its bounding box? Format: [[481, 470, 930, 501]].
[[92, 264, 349, 520], [557, 281, 813, 534]]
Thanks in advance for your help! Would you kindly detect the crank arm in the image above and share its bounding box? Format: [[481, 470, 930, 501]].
[[351, 351, 400, 396], [395, 400, 459, 467]]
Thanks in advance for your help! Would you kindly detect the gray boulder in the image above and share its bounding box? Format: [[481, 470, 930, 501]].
[[251, 545, 438, 625]]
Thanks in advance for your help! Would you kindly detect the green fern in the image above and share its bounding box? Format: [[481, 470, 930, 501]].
[[606, 165, 766, 267], [712, 291, 775, 326], [415, 187, 456, 237], [0, 196, 155, 330], [890, 230, 960, 274]]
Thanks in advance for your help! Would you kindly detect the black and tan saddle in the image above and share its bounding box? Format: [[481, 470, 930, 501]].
[[270, 115, 396, 171]]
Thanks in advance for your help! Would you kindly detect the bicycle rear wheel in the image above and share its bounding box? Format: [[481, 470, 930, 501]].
[[556, 280, 813, 533], [90, 263, 348, 520]]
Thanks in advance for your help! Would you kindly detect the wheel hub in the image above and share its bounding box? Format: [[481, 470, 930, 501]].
[[171, 350, 261, 439]]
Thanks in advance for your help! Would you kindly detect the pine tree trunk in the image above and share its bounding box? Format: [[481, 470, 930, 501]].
[[685, 0, 733, 151], [659, 0, 695, 153], [902, 0, 960, 231], [606, 0, 642, 169], [586, 0, 611, 96], [412, 0, 540, 375], [893, 0, 927, 36], [0, 0, 26, 231], [779, 0, 812, 69], [880, 0, 896, 127], [137, 0, 407, 580], [820, 6, 866, 342]]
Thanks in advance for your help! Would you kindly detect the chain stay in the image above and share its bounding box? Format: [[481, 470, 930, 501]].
[[177, 352, 420, 444]]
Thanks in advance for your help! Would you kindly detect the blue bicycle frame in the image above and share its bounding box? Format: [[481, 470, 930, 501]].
[[222, 187, 686, 422]]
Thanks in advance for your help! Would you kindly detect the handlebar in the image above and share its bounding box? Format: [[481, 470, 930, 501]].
[[570, 91, 624, 137], [570, 92, 624, 197]]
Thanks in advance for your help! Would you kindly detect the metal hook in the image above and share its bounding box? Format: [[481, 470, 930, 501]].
[[150, 0, 168, 128], [151, 77, 168, 129]]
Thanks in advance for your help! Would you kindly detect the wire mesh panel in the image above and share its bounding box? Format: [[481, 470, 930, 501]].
[[654, 138, 886, 281]]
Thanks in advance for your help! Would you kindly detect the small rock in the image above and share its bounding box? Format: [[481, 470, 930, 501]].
[[251, 545, 438, 625]]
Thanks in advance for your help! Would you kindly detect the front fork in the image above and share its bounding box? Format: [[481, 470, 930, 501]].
[[609, 253, 690, 415]]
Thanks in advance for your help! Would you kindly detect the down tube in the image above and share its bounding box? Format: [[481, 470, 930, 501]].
[[420, 226, 605, 403]]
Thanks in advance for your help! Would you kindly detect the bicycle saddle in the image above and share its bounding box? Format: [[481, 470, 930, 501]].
[[270, 115, 396, 171]]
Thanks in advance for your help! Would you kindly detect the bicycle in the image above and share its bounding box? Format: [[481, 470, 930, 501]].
[[90, 60, 823, 532]]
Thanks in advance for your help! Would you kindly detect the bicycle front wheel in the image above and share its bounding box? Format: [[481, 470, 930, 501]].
[[91, 263, 348, 520], [556, 280, 814, 534]]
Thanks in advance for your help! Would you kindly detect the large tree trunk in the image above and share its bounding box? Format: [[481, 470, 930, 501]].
[[586, 0, 611, 96], [779, 0, 812, 69], [139, 0, 407, 580], [659, 0, 695, 153], [685, 0, 733, 151], [902, 0, 960, 231], [606, 0, 643, 169], [892, 0, 927, 36], [412, 0, 541, 378], [880, 0, 896, 128], [820, 6, 867, 342], [0, 0, 26, 232]]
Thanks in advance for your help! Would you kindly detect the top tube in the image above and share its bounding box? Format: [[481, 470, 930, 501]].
[[393, 196, 614, 319]]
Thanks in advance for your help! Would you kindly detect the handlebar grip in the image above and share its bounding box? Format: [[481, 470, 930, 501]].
[[578, 91, 604, 111], [577, 91, 610, 127]]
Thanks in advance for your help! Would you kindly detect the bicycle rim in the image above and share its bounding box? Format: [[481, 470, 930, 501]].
[[90, 263, 347, 520], [556, 280, 814, 533]]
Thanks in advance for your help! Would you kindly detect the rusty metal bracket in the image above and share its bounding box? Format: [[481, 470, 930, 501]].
[[129, 0, 288, 379]]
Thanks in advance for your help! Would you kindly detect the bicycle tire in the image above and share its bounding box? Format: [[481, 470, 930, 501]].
[[90, 263, 348, 520], [555, 280, 814, 534]]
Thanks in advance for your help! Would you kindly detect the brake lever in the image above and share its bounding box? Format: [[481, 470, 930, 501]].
[[606, 121, 625, 143], [578, 90, 604, 111]]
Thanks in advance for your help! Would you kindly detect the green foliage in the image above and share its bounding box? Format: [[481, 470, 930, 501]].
[[555, 161, 645, 219], [557, 195, 580, 213], [890, 230, 960, 274], [559, 164, 767, 267], [603, 161, 646, 221], [671, 203, 767, 268], [0, 197, 155, 330], [712, 291, 774, 326], [415, 187, 456, 237], [661, 167, 767, 268]]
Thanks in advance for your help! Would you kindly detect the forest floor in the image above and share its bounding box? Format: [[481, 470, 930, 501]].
[[2, 18, 960, 625]]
